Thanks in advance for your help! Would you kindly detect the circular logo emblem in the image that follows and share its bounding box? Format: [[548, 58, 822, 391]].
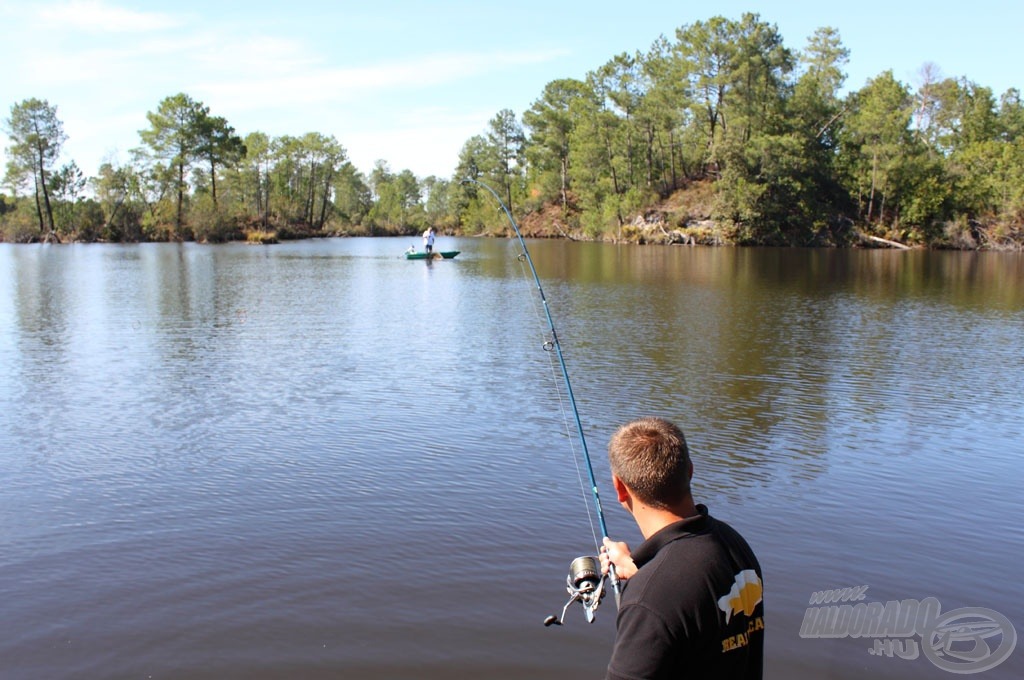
[[921, 607, 1017, 674]]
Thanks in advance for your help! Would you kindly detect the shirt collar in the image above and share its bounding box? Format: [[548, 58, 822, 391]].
[[631, 504, 710, 568]]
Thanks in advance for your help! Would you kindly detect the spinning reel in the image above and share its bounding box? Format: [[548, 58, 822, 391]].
[[543, 555, 607, 626]]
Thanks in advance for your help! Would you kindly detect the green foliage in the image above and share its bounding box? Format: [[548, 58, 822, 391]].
[[189, 193, 240, 243], [421, 176, 453, 229], [49, 161, 87, 235], [0, 196, 42, 242], [333, 162, 372, 229], [365, 161, 426, 233], [72, 199, 106, 242]]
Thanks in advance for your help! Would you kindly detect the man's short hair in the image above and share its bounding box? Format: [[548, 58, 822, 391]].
[[608, 417, 691, 509]]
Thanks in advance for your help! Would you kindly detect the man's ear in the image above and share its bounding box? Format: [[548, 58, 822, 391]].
[[612, 474, 630, 503]]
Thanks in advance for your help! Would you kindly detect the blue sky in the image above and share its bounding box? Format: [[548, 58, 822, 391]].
[[1, 0, 1021, 182]]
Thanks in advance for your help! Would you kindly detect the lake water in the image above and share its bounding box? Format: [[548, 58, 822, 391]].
[[2, 238, 1022, 679]]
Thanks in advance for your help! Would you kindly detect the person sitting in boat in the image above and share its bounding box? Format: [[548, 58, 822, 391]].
[[406, 245, 417, 255], [423, 227, 436, 254]]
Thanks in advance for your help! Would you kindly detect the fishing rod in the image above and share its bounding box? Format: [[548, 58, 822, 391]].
[[460, 177, 620, 626]]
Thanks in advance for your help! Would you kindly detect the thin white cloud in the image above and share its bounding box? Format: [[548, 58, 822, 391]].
[[197, 49, 567, 112], [189, 35, 319, 76], [19, 30, 312, 91], [35, 0, 182, 32]]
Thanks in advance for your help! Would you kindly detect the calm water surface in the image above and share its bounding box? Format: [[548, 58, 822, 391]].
[[1, 239, 1022, 679]]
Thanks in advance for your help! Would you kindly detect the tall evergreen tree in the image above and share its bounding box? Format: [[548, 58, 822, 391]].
[[194, 112, 245, 209], [3, 98, 66, 239], [523, 78, 593, 212], [839, 71, 917, 226], [486, 108, 525, 213], [139, 93, 206, 232]]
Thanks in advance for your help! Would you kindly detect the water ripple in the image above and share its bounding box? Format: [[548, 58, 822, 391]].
[[2, 241, 1022, 680]]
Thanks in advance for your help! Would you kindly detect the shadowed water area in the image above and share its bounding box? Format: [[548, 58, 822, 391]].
[[2, 239, 1022, 679]]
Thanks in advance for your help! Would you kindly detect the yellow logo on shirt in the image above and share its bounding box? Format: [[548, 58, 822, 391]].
[[717, 569, 763, 624]]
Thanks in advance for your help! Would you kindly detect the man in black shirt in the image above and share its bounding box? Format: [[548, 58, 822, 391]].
[[601, 417, 764, 679]]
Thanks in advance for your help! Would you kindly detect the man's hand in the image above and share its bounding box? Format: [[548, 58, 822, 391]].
[[600, 537, 638, 581]]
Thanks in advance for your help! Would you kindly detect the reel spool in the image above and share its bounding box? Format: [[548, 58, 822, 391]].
[[543, 555, 607, 626]]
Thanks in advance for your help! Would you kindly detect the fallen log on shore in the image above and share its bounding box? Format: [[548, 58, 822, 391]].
[[857, 232, 912, 250]]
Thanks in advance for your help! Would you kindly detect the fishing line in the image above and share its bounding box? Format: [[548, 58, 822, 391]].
[[462, 177, 620, 624], [513, 251, 600, 553]]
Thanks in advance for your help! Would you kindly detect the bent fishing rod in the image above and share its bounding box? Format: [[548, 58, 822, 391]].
[[460, 177, 621, 626]]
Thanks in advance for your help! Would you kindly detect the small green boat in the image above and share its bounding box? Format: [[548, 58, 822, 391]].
[[405, 250, 460, 260]]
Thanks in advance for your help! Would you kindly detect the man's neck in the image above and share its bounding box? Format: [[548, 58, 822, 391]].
[[634, 497, 699, 539]]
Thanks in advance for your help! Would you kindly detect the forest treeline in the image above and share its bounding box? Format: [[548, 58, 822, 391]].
[[3, 13, 1024, 248]]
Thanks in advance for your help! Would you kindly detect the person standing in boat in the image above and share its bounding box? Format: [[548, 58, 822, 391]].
[[423, 226, 436, 254], [600, 417, 765, 680]]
